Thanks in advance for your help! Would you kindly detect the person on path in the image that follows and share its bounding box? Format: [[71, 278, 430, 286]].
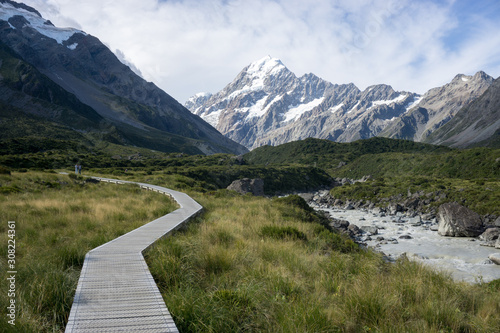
[[75, 164, 79, 175], [78, 164, 82, 175]]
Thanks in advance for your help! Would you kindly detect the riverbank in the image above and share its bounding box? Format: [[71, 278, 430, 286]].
[[300, 190, 500, 283]]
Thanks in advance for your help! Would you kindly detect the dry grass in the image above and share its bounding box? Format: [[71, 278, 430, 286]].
[[146, 191, 500, 333], [0, 172, 177, 332]]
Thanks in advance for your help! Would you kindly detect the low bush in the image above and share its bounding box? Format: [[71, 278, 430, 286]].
[[260, 225, 307, 241]]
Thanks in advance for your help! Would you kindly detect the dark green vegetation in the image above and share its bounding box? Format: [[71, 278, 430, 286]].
[[244, 137, 500, 215], [244, 137, 451, 171]]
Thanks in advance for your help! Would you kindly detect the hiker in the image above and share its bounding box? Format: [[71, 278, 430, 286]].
[[78, 164, 82, 175], [75, 164, 79, 175]]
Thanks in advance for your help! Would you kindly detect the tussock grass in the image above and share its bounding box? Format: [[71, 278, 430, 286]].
[[0, 172, 176, 332], [146, 191, 500, 333]]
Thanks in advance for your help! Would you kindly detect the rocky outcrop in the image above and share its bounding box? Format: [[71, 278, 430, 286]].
[[437, 202, 484, 237], [480, 228, 500, 242], [227, 178, 264, 196], [479, 228, 500, 247]]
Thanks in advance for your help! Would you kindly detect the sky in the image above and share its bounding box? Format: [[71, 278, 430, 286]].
[[22, 0, 500, 103]]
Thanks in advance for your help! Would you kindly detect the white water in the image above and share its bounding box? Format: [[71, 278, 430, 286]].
[[320, 207, 500, 283]]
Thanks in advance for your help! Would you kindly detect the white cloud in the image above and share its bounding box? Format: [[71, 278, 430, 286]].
[[22, 0, 500, 102]]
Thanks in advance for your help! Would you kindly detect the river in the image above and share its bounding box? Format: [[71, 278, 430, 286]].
[[318, 206, 500, 283]]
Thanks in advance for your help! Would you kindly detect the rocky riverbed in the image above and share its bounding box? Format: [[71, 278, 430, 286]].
[[303, 190, 500, 283]]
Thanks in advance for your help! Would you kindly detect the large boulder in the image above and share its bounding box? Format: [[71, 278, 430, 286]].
[[360, 226, 378, 235], [479, 228, 500, 242], [489, 253, 500, 265], [437, 202, 483, 237], [227, 178, 264, 196]]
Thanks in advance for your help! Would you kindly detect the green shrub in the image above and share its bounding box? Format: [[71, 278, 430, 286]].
[[0, 165, 10, 175], [0, 186, 20, 194], [260, 225, 307, 241]]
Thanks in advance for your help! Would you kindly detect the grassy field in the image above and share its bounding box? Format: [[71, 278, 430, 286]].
[[0, 170, 499, 332], [1, 135, 500, 332], [145, 190, 500, 332], [0, 171, 177, 332]]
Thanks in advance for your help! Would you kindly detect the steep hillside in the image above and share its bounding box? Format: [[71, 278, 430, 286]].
[[425, 77, 500, 148], [0, 0, 247, 155], [381, 71, 493, 142]]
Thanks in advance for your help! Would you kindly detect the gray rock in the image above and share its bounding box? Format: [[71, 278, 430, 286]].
[[344, 204, 355, 210], [488, 253, 500, 265], [399, 235, 413, 239], [388, 203, 403, 215], [421, 213, 435, 221], [496, 238, 500, 249], [408, 216, 421, 224], [330, 219, 350, 230], [298, 193, 314, 202], [495, 216, 500, 227], [348, 224, 361, 235], [479, 228, 500, 242], [227, 178, 264, 196], [437, 202, 483, 237], [360, 226, 378, 235]]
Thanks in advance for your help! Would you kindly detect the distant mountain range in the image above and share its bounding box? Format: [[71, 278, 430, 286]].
[[186, 56, 498, 150], [0, 0, 248, 155]]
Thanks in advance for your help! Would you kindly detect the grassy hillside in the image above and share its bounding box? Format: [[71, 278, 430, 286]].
[[242, 137, 500, 215], [329, 148, 500, 180], [244, 137, 450, 171], [0, 40, 244, 155]]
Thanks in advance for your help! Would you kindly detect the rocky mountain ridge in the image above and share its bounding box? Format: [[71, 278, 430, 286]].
[[425, 76, 500, 147], [381, 71, 493, 142], [0, 0, 247, 155], [186, 56, 495, 150]]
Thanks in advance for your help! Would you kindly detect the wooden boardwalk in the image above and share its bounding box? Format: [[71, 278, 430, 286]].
[[65, 178, 203, 332]]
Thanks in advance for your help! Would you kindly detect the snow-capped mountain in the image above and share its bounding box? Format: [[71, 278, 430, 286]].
[[0, 0, 86, 44], [186, 56, 494, 150], [0, 0, 247, 155], [186, 56, 418, 149]]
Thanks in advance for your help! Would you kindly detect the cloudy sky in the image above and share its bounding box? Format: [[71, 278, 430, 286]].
[[23, 0, 500, 103]]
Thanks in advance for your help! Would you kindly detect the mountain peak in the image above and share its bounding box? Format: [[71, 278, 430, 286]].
[[245, 55, 286, 77], [451, 71, 493, 85], [0, 0, 86, 44], [0, 0, 41, 17]]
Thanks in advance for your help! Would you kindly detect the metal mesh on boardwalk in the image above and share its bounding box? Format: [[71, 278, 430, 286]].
[[65, 178, 203, 332]]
